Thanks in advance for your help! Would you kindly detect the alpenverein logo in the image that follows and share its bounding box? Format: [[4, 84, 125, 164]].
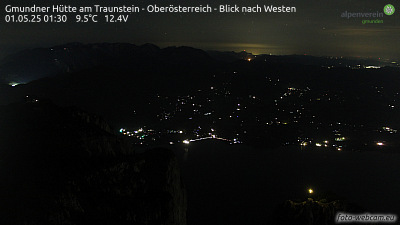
[[384, 4, 395, 15]]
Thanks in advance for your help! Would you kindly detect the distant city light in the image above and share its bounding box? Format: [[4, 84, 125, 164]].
[[308, 189, 314, 194], [183, 140, 190, 144], [315, 143, 322, 147], [300, 141, 308, 146], [8, 82, 20, 87], [335, 137, 346, 142], [382, 127, 397, 133], [376, 142, 384, 146], [365, 65, 380, 69]]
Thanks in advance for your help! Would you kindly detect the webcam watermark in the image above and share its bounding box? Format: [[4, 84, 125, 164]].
[[362, 19, 384, 24], [384, 4, 395, 15], [341, 4, 395, 24], [336, 212, 397, 223]]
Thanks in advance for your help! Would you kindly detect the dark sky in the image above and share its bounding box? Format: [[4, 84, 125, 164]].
[[0, 0, 399, 59]]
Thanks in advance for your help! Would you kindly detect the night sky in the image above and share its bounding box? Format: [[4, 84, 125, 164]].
[[0, 0, 399, 59]]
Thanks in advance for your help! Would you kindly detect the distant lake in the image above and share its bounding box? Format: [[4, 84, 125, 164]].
[[167, 140, 400, 225]]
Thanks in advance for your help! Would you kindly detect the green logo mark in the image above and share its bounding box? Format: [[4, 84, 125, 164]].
[[384, 4, 395, 15]]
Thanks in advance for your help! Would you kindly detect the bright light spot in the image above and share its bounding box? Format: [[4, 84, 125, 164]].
[[179, 130, 183, 134], [8, 82, 20, 87], [315, 143, 322, 147], [365, 66, 380, 69], [335, 137, 346, 142], [337, 148, 342, 151], [183, 140, 190, 144], [247, 58, 251, 62], [308, 189, 314, 194], [377, 142, 384, 146], [324, 140, 329, 144], [300, 142, 308, 146]]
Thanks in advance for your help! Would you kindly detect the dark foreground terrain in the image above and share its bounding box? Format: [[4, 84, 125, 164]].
[[171, 141, 400, 225], [0, 101, 186, 225]]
